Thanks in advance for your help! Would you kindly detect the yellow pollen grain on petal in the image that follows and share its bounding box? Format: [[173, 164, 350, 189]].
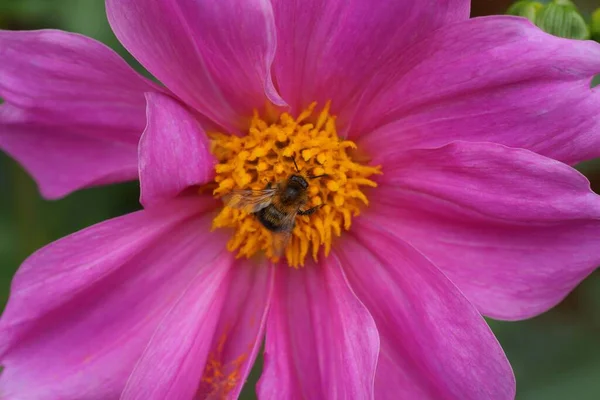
[[201, 330, 248, 398], [209, 102, 382, 267]]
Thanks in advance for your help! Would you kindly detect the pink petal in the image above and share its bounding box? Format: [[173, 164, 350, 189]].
[[357, 17, 600, 165], [271, 0, 469, 127], [1, 105, 138, 199], [139, 93, 215, 208], [0, 29, 162, 198], [257, 260, 379, 399], [0, 197, 228, 398], [196, 262, 275, 399], [371, 141, 600, 320], [338, 224, 515, 400], [120, 256, 232, 400], [122, 260, 275, 400], [106, 0, 285, 133]]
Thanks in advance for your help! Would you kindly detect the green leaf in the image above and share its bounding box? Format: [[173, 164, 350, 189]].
[[535, 0, 591, 39], [507, 1, 544, 23]]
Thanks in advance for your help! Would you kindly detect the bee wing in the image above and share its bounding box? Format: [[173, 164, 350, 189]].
[[221, 188, 277, 213], [271, 211, 298, 258]]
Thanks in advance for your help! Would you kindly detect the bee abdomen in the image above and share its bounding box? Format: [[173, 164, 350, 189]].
[[255, 205, 288, 232]]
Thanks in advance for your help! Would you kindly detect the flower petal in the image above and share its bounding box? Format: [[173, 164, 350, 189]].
[[0, 29, 161, 198], [139, 93, 215, 208], [271, 0, 469, 127], [357, 17, 600, 165], [120, 256, 232, 400], [1, 105, 139, 199], [372, 141, 600, 320], [122, 260, 275, 400], [106, 0, 285, 132], [338, 225, 515, 400], [0, 197, 227, 398], [257, 259, 379, 399], [197, 262, 275, 399]]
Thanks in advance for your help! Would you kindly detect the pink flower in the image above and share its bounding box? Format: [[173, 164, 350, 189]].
[[2, 0, 600, 399]]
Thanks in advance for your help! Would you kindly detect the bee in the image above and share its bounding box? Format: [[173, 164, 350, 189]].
[[222, 159, 326, 257]]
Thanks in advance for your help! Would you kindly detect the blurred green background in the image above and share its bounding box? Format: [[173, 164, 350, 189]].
[[1, 0, 599, 398]]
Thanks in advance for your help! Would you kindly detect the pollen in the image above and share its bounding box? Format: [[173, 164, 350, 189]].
[[210, 102, 381, 267], [200, 331, 247, 398]]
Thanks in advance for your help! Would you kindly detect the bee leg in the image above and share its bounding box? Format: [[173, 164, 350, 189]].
[[264, 181, 273, 189], [298, 205, 322, 216]]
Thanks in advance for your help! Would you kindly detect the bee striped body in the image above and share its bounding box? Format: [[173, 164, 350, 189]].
[[256, 205, 292, 232]]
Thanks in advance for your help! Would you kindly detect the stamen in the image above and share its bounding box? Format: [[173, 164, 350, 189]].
[[209, 102, 381, 267]]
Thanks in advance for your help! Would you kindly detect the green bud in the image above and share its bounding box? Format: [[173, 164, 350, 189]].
[[591, 8, 600, 42], [535, 0, 590, 40], [507, 1, 544, 23]]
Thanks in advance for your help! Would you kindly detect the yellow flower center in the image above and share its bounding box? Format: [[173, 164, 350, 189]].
[[210, 102, 381, 267]]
